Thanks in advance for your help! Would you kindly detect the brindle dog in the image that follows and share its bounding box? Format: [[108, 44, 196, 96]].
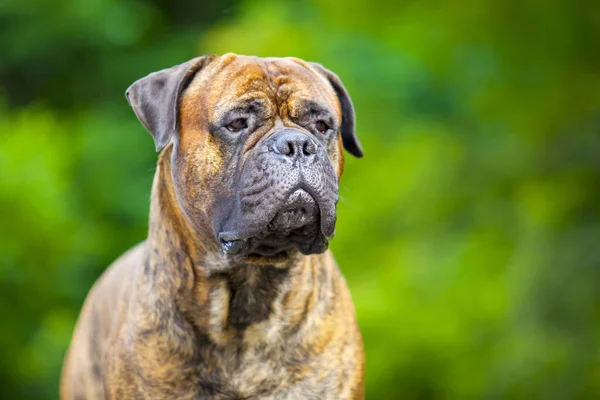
[[60, 54, 364, 400]]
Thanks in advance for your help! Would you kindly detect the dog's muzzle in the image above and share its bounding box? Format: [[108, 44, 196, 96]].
[[217, 129, 339, 257]]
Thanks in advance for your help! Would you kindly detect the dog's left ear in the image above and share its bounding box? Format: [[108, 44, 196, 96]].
[[309, 62, 363, 158], [126, 56, 214, 152]]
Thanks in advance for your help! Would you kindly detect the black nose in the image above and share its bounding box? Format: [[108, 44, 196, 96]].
[[270, 130, 318, 160]]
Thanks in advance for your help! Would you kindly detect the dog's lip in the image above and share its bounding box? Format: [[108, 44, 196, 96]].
[[218, 189, 322, 255], [219, 189, 316, 242], [218, 231, 252, 255], [280, 188, 316, 209], [219, 231, 251, 242]]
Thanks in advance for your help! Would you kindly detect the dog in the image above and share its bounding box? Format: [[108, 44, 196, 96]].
[[60, 54, 364, 400]]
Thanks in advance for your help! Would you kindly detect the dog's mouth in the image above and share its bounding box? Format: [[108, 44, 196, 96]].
[[269, 189, 319, 232], [219, 188, 329, 258]]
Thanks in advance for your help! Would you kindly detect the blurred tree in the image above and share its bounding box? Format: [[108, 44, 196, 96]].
[[0, 0, 599, 398]]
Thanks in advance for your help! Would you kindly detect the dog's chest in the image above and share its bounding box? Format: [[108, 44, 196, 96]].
[[189, 323, 324, 398], [196, 350, 288, 399], [123, 259, 350, 399], [127, 310, 335, 399], [169, 338, 335, 400]]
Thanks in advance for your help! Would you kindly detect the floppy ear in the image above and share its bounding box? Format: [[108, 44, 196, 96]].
[[125, 56, 213, 152], [309, 62, 363, 158]]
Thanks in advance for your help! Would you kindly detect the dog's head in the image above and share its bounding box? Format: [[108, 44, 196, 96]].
[[126, 54, 362, 261]]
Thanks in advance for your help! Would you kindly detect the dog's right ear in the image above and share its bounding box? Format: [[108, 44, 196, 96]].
[[125, 56, 213, 152]]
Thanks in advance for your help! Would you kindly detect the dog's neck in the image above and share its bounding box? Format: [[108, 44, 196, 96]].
[[143, 148, 328, 342]]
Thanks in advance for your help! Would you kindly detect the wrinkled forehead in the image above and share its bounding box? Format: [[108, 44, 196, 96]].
[[183, 54, 340, 119]]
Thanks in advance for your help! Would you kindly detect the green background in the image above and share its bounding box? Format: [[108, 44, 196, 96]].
[[1, 0, 599, 398]]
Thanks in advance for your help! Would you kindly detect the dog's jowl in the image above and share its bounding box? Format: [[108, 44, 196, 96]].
[[60, 54, 365, 400]]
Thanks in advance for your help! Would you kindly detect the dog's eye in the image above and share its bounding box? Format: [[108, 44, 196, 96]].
[[315, 120, 329, 134], [226, 118, 248, 132]]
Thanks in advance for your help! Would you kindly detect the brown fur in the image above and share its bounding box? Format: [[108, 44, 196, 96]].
[[61, 54, 364, 399]]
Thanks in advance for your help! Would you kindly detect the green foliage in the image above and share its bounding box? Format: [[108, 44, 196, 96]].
[[1, 0, 599, 398]]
